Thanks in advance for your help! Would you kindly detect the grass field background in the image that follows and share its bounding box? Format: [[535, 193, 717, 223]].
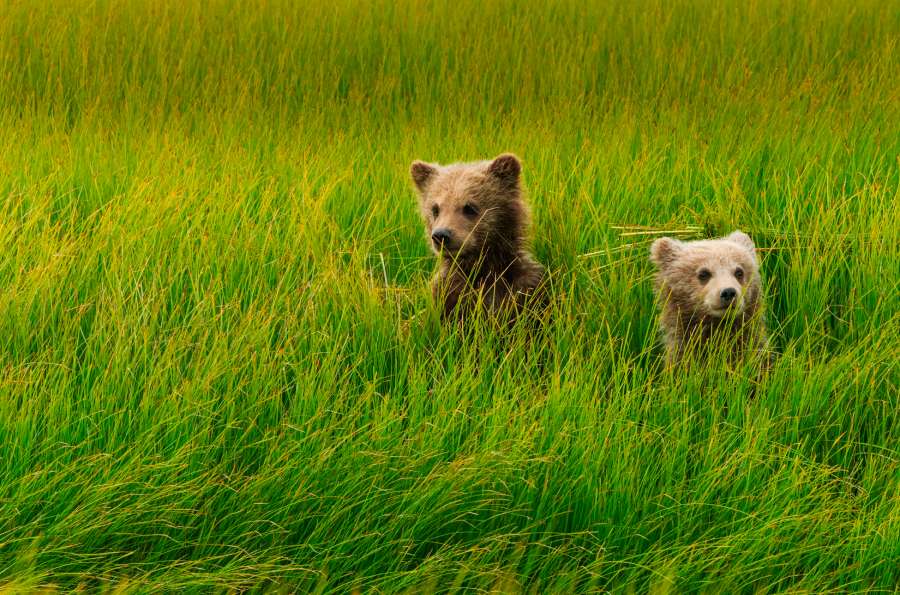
[[0, 0, 898, 591]]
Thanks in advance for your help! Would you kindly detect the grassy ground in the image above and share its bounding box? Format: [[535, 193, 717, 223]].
[[0, 0, 898, 591]]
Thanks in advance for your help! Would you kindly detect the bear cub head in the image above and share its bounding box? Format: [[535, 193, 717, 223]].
[[409, 153, 526, 261], [650, 231, 760, 319]]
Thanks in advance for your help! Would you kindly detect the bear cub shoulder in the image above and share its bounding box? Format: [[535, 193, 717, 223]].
[[410, 153, 546, 322], [650, 230, 770, 366]]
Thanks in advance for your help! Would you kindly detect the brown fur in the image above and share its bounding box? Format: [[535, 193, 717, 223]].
[[410, 153, 546, 322], [650, 231, 770, 367]]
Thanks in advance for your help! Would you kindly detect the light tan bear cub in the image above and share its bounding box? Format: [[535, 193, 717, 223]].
[[410, 153, 546, 322], [650, 231, 769, 366]]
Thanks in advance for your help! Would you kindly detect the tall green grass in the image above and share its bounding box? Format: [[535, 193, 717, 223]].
[[0, 0, 897, 591]]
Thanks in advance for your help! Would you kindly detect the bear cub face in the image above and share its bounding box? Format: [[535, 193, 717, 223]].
[[651, 231, 760, 319], [650, 230, 769, 367], [409, 153, 545, 321], [410, 154, 523, 261]]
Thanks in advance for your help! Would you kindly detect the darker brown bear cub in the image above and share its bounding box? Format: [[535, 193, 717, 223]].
[[650, 231, 770, 368], [410, 153, 546, 322]]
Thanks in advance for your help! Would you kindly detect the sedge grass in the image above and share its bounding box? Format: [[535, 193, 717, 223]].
[[0, 0, 898, 591]]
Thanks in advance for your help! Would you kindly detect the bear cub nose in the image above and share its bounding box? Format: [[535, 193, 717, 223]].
[[431, 228, 452, 246], [720, 287, 738, 303]]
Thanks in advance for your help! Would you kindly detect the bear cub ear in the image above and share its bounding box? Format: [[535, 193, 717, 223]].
[[650, 237, 684, 270], [725, 230, 758, 262], [410, 161, 438, 192], [726, 230, 757, 258], [487, 153, 521, 186]]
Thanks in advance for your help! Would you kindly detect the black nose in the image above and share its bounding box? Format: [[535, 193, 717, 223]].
[[431, 229, 452, 246], [720, 287, 737, 302]]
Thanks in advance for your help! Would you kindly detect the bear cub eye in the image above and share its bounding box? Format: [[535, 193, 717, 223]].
[[431, 205, 439, 218], [697, 269, 712, 283], [462, 203, 479, 217], [734, 267, 744, 281]]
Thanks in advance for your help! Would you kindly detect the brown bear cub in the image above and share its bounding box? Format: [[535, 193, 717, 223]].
[[410, 153, 546, 322], [650, 231, 770, 367]]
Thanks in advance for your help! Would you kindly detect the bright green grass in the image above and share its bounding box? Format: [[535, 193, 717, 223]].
[[0, 0, 898, 591]]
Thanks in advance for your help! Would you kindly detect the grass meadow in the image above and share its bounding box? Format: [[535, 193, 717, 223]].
[[0, 0, 898, 591]]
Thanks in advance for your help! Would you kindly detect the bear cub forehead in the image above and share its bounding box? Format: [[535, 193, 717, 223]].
[[668, 241, 757, 274], [651, 231, 758, 277], [411, 154, 521, 204]]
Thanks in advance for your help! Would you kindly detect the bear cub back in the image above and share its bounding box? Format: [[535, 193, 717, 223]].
[[410, 153, 546, 321]]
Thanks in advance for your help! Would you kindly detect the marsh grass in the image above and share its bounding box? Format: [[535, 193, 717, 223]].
[[0, 0, 898, 591]]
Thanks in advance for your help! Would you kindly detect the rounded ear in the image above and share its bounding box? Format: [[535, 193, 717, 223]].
[[726, 230, 756, 252], [650, 237, 683, 270], [410, 161, 438, 192], [487, 153, 521, 187]]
